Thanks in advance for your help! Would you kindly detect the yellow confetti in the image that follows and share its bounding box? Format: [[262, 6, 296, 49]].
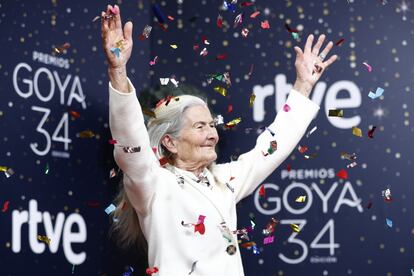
[[78, 130, 95, 138], [214, 86, 227, 97], [295, 196, 306, 202], [37, 235, 51, 245], [328, 109, 344, 117], [249, 94, 256, 107], [170, 44, 178, 49], [290, 223, 300, 233], [352, 126, 362, 137], [225, 117, 242, 128], [0, 166, 7, 172]]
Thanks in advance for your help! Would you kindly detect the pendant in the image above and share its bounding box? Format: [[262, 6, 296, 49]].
[[226, 244, 237, 255]]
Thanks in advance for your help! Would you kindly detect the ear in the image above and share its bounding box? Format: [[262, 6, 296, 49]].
[[161, 134, 178, 154]]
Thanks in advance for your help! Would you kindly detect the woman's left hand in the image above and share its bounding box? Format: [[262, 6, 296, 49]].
[[293, 34, 338, 97]]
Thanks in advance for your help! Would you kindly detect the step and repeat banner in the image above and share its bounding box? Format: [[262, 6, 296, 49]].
[[1, 0, 414, 275]]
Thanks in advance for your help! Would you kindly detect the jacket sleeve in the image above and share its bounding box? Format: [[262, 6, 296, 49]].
[[109, 79, 161, 214], [212, 89, 320, 203]]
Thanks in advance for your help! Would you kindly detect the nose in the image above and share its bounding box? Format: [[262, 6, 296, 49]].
[[207, 127, 219, 144]]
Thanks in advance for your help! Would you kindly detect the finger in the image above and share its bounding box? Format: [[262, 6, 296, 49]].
[[304, 34, 314, 54], [114, 4, 122, 30], [294, 46, 303, 57], [319, 41, 334, 61], [101, 11, 109, 38], [312, 34, 326, 56], [123, 21, 133, 42], [107, 5, 114, 30], [322, 55, 338, 68]]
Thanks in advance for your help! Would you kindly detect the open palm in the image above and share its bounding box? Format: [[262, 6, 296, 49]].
[[101, 5, 133, 69]]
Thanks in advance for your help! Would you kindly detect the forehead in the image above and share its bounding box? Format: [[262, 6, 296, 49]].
[[183, 105, 213, 123]]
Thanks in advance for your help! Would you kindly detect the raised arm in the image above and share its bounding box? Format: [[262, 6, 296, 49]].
[[212, 34, 338, 202], [102, 5, 159, 214]]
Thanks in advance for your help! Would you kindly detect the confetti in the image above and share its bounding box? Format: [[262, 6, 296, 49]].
[[352, 126, 363, 137], [69, 110, 80, 118], [217, 14, 223, 28], [249, 94, 256, 107], [382, 188, 393, 202], [109, 168, 118, 178], [213, 115, 224, 126], [262, 218, 278, 235], [335, 38, 345, 46], [77, 130, 95, 138], [336, 169, 348, 180], [241, 241, 256, 248], [37, 235, 51, 245], [368, 126, 377, 138], [159, 156, 169, 166], [199, 47, 208, 56], [250, 11, 261, 18], [110, 47, 121, 58], [123, 266, 134, 276], [267, 140, 277, 154], [263, 236, 274, 245], [146, 267, 159, 275], [45, 163, 49, 174], [261, 20, 270, 29], [53, 42, 71, 54], [214, 86, 227, 96], [366, 202, 373, 209], [259, 185, 265, 197], [139, 25, 152, 40], [122, 146, 141, 153], [248, 64, 254, 76], [363, 62, 373, 72], [72, 264, 75, 274], [170, 44, 178, 49], [149, 56, 158, 66], [290, 223, 300, 233], [241, 28, 249, 37], [298, 145, 308, 154], [1, 201, 10, 212], [92, 16, 100, 22], [283, 104, 291, 112], [104, 203, 116, 215], [152, 4, 167, 23], [292, 32, 300, 40], [284, 23, 298, 33], [167, 15, 174, 21], [368, 87, 384, 99], [340, 152, 357, 160], [225, 117, 242, 129], [328, 109, 344, 117], [287, 164, 292, 171], [386, 218, 393, 228], [347, 162, 358, 168], [241, 1, 255, 7], [160, 78, 169, 85], [295, 196, 306, 202], [227, 104, 233, 113], [233, 13, 244, 28], [216, 53, 228, 60], [181, 215, 206, 235], [170, 78, 179, 87], [306, 126, 317, 138]]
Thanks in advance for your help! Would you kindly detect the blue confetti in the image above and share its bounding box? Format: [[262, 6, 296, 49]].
[[368, 87, 384, 99], [386, 218, 393, 228], [104, 203, 116, 215], [110, 47, 121, 58]]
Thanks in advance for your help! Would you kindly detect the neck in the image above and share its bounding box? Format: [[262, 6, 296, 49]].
[[174, 159, 207, 178]]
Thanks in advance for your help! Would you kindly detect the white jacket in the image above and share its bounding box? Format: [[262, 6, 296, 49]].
[[109, 79, 319, 276]]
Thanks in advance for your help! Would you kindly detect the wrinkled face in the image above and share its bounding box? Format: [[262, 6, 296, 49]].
[[174, 105, 219, 168]]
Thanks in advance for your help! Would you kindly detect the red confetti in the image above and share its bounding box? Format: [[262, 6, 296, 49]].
[[283, 104, 291, 112], [194, 223, 205, 234], [108, 139, 117, 145], [336, 169, 348, 180], [368, 126, 377, 138], [193, 44, 200, 51], [366, 202, 373, 209], [146, 267, 159, 275], [335, 38, 345, 46], [250, 11, 261, 18], [259, 185, 265, 197], [287, 164, 292, 171], [241, 1, 255, 6], [167, 15, 174, 21], [217, 15, 223, 28], [284, 23, 298, 33], [69, 110, 80, 118], [227, 104, 233, 113], [229, 176, 235, 181], [216, 53, 228, 60], [1, 201, 9, 212], [298, 145, 308, 154], [158, 22, 168, 32], [261, 20, 270, 29], [152, 147, 158, 154]]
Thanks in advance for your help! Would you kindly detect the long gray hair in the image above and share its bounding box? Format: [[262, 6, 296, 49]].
[[109, 95, 208, 251]]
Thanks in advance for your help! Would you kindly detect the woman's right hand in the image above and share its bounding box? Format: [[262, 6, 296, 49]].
[[101, 4, 133, 70]]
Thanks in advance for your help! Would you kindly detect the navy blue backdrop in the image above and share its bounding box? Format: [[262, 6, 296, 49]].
[[1, 0, 413, 275]]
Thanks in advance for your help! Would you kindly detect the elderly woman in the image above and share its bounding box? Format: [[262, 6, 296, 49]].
[[102, 4, 337, 276]]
